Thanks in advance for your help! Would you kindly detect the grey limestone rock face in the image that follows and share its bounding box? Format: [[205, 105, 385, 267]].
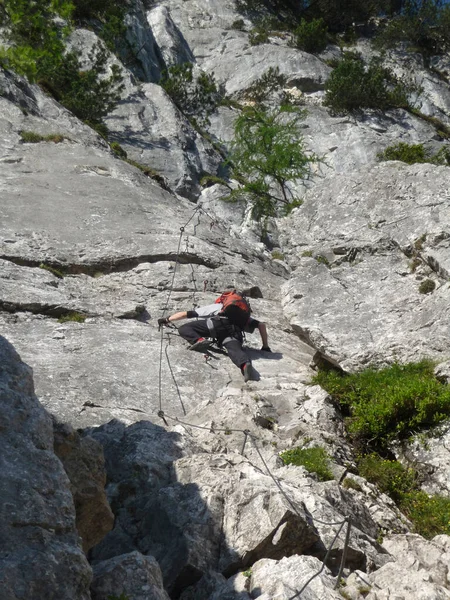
[[346, 534, 450, 599], [147, 5, 194, 69], [0, 336, 92, 600], [125, 0, 163, 82], [105, 83, 222, 200], [280, 161, 450, 371], [91, 551, 170, 600], [400, 428, 450, 496]]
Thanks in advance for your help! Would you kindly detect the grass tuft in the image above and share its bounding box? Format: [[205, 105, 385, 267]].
[[280, 446, 334, 481]]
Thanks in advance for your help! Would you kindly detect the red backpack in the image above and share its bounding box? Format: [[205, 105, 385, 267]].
[[215, 290, 251, 329]]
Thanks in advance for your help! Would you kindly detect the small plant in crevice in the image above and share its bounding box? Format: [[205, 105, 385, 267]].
[[20, 131, 67, 144], [110, 141, 127, 158], [200, 174, 232, 189], [342, 477, 363, 492], [124, 159, 169, 191], [419, 279, 435, 294], [107, 593, 130, 600], [280, 446, 334, 481], [316, 255, 330, 267], [271, 250, 284, 260], [410, 109, 450, 140], [377, 142, 450, 166], [58, 312, 86, 323], [409, 257, 422, 272], [414, 233, 427, 251], [39, 263, 64, 279], [247, 15, 288, 46]]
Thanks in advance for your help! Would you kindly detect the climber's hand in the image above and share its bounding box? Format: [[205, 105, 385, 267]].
[[158, 317, 170, 328], [261, 346, 272, 352]]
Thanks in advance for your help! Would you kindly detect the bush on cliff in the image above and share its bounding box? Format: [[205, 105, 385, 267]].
[[314, 360, 450, 452], [226, 104, 320, 219], [377, 142, 450, 166], [160, 62, 225, 126], [324, 52, 415, 113], [0, 0, 124, 127], [375, 0, 450, 55]]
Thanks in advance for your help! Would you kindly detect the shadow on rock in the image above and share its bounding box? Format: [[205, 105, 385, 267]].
[[86, 419, 227, 598]]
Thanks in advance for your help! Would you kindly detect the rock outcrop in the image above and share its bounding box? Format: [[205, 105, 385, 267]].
[[0, 336, 92, 600]]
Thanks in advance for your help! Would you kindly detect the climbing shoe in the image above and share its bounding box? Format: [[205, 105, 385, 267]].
[[188, 338, 213, 352], [242, 362, 255, 382]]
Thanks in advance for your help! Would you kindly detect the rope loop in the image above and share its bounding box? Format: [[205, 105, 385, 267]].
[[158, 410, 169, 426]]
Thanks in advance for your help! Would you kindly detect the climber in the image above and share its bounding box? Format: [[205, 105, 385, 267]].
[[157, 289, 271, 382]]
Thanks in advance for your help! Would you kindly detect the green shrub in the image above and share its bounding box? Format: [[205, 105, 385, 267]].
[[271, 250, 284, 260], [242, 67, 287, 104], [358, 454, 417, 503], [249, 28, 270, 45], [160, 62, 225, 126], [324, 53, 415, 113], [358, 453, 450, 539], [377, 142, 450, 166], [43, 43, 124, 126], [280, 446, 334, 481], [231, 19, 246, 30], [314, 360, 450, 451], [419, 279, 435, 294], [303, 0, 397, 34], [71, 0, 127, 52], [0, 1, 124, 127], [293, 18, 328, 53], [375, 0, 450, 55], [401, 490, 450, 539], [227, 104, 319, 219], [377, 142, 427, 164]]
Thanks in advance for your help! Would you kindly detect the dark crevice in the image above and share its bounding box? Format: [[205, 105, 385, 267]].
[[0, 300, 88, 319], [0, 252, 221, 277]]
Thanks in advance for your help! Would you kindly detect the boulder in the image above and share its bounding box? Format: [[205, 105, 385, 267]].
[[91, 551, 170, 600], [248, 554, 342, 600], [0, 336, 92, 600]]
